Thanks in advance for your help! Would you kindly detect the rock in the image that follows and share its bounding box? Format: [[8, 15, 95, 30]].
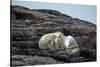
[[11, 41, 38, 48], [11, 55, 28, 60], [23, 56, 63, 65], [80, 48, 96, 59], [11, 55, 28, 66], [11, 60, 28, 66], [11, 27, 38, 41], [69, 57, 88, 63]]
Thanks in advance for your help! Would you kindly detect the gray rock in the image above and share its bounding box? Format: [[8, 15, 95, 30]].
[[11, 60, 28, 66], [23, 56, 63, 65]]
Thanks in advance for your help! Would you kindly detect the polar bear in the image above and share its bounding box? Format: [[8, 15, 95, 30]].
[[65, 36, 80, 55], [39, 32, 65, 50], [39, 32, 80, 56]]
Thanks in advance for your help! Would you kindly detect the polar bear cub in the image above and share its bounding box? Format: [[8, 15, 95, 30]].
[[65, 36, 80, 55], [65, 36, 78, 48]]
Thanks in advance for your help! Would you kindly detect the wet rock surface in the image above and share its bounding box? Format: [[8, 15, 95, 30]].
[[11, 5, 96, 66]]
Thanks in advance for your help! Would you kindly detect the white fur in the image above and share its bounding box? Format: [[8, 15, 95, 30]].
[[39, 32, 55, 50], [65, 36, 79, 48], [54, 32, 66, 49], [64, 35, 80, 55]]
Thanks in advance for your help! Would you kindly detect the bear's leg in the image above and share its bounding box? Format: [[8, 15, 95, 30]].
[[48, 40, 56, 50]]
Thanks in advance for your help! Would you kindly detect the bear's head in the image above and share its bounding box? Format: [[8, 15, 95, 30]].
[[53, 32, 64, 39]]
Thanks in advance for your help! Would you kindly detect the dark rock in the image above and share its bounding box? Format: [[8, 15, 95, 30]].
[[80, 48, 96, 59], [22, 56, 63, 65], [68, 57, 88, 63], [11, 27, 38, 41]]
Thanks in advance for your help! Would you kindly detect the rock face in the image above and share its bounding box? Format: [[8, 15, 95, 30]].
[[11, 5, 96, 66]]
